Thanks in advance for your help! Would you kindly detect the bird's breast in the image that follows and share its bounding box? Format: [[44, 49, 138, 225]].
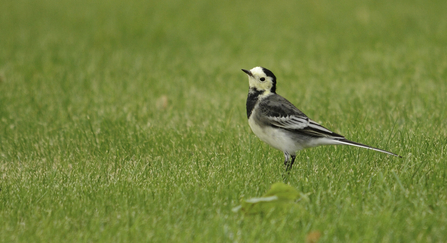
[[246, 88, 264, 118]]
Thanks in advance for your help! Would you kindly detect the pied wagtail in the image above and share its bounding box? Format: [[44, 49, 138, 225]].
[[242, 66, 401, 171]]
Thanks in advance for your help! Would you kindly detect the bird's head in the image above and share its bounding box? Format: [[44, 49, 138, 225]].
[[242, 67, 277, 94]]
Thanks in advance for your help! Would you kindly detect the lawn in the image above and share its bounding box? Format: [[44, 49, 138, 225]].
[[1, 0, 446, 242]]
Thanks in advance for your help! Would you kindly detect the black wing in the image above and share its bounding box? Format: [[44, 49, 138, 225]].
[[257, 94, 345, 139]]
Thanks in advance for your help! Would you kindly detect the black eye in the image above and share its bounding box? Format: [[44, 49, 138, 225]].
[[260, 77, 265, 81]]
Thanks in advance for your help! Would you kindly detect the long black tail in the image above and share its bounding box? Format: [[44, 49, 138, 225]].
[[334, 138, 401, 158]]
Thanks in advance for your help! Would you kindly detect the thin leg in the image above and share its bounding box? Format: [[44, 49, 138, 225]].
[[282, 152, 290, 182], [284, 153, 296, 171], [290, 155, 296, 168], [283, 152, 290, 167]]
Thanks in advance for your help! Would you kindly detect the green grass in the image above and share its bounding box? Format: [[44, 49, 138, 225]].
[[1, 0, 447, 242]]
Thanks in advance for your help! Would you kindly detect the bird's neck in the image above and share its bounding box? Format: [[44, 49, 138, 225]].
[[246, 88, 271, 118]]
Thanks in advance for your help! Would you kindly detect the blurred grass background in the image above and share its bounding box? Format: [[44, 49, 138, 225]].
[[1, 0, 446, 242]]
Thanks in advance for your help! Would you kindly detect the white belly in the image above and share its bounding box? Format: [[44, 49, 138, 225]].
[[248, 114, 306, 154]]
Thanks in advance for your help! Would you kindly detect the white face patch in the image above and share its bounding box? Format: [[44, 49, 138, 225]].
[[246, 66, 275, 94]]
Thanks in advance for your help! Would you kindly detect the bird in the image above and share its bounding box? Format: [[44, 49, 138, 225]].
[[242, 66, 401, 171]]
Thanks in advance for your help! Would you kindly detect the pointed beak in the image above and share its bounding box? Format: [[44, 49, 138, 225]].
[[241, 69, 253, 77]]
